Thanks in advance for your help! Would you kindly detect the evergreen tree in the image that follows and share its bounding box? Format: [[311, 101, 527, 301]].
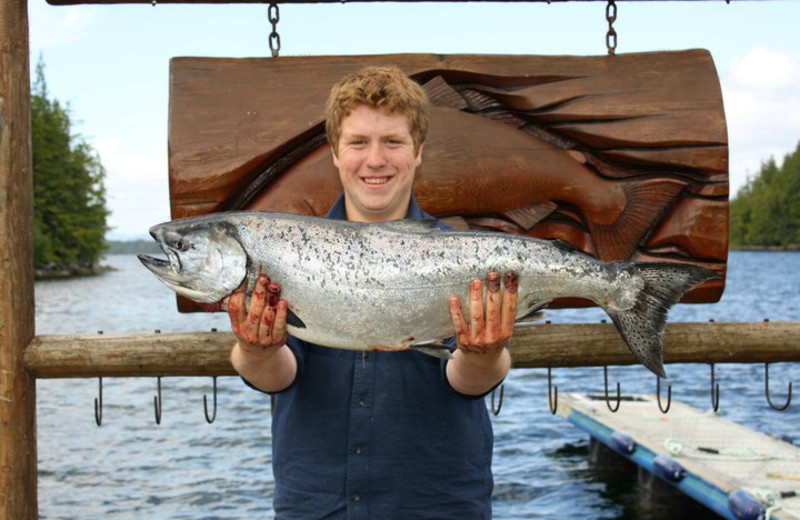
[[730, 141, 800, 248], [32, 57, 109, 270]]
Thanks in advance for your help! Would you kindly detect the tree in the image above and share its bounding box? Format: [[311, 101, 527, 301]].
[[730, 142, 800, 248], [32, 57, 109, 271]]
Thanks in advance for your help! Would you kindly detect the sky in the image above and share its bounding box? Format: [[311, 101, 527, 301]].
[[28, 0, 800, 240]]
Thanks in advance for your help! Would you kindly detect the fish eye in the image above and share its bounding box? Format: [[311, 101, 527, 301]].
[[173, 238, 190, 252]]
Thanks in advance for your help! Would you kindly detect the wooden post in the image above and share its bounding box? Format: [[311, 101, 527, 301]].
[[0, 0, 37, 516]]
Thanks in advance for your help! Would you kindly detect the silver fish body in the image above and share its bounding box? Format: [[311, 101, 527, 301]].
[[138, 211, 717, 377]]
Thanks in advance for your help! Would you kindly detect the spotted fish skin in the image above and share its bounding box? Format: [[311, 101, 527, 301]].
[[138, 211, 718, 377]]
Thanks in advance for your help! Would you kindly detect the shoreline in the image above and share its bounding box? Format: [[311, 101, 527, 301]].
[[34, 264, 116, 280]]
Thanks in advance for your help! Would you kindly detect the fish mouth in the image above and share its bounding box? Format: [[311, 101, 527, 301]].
[[137, 251, 180, 281], [137, 230, 182, 280]]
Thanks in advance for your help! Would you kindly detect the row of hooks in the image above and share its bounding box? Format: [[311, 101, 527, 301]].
[[91, 361, 792, 425], [546, 362, 793, 415], [94, 376, 218, 426]]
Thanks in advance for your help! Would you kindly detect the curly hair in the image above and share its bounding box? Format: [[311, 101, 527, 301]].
[[325, 66, 429, 155]]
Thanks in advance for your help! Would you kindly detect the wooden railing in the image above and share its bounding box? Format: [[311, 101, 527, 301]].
[[24, 321, 800, 378]]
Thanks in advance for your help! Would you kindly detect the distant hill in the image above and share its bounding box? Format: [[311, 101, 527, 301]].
[[107, 240, 161, 255]]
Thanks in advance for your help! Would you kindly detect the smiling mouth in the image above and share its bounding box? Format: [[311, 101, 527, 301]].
[[362, 176, 391, 186]]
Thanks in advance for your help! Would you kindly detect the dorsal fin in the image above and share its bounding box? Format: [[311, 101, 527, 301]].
[[422, 76, 469, 110], [378, 219, 441, 234]]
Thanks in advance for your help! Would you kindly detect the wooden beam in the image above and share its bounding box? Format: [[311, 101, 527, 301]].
[[24, 321, 800, 379], [0, 0, 37, 515]]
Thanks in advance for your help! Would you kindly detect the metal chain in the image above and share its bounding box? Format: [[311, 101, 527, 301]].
[[606, 0, 617, 56], [268, 3, 281, 58]]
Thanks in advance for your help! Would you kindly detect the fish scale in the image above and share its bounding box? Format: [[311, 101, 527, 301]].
[[139, 211, 718, 377]]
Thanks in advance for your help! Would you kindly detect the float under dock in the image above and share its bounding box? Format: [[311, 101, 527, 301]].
[[557, 393, 800, 520]]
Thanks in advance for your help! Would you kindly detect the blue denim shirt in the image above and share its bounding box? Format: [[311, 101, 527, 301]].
[[253, 195, 494, 520]]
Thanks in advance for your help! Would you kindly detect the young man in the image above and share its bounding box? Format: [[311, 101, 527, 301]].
[[229, 66, 517, 519]]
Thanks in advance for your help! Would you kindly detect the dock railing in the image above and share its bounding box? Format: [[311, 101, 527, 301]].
[[23, 320, 800, 378]]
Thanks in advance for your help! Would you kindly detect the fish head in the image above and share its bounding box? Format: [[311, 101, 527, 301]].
[[138, 218, 247, 303]]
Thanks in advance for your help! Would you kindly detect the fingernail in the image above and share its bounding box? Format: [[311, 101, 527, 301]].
[[504, 271, 519, 293], [487, 272, 500, 293], [268, 283, 281, 306], [471, 279, 482, 292]]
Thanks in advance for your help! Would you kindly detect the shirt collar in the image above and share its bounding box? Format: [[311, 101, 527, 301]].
[[324, 193, 429, 221]]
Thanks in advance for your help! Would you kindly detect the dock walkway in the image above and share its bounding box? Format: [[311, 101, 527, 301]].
[[558, 393, 800, 520]]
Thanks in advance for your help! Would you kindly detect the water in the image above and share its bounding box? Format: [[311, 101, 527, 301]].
[[35, 252, 799, 519]]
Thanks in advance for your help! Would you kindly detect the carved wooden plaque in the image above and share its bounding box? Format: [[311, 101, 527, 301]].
[[169, 51, 728, 311]]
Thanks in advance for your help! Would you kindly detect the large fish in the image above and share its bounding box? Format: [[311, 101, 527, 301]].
[[138, 212, 717, 378]]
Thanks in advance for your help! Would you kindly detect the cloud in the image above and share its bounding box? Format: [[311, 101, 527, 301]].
[[720, 47, 800, 196], [729, 47, 800, 90]]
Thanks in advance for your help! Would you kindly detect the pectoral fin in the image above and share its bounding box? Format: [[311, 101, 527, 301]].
[[408, 341, 455, 360]]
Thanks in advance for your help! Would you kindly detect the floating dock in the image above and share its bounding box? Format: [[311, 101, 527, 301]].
[[557, 394, 800, 520]]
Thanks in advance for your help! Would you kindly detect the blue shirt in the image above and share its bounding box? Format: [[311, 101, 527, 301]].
[[253, 195, 495, 520]]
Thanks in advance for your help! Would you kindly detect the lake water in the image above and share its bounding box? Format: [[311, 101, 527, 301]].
[[34, 252, 799, 519]]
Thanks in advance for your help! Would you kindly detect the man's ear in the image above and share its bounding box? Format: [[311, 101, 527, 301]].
[[414, 143, 424, 167], [331, 144, 340, 167]]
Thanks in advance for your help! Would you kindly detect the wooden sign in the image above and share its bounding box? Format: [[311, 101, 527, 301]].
[[168, 50, 728, 310]]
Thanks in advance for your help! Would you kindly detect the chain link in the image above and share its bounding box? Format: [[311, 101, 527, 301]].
[[268, 3, 281, 58], [606, 0, 617, 56]]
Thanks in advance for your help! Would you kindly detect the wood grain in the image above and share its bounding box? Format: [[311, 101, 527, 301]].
[[0, 0, 37, 515], [167, 51, 728, 312]]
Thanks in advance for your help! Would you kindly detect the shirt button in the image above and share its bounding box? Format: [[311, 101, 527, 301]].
[[355, 446, 363, 455], [357, 399, 366, 407], [353, 493, 361, 502]]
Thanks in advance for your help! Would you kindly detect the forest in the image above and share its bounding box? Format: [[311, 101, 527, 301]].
[[729, 141, 800, 250]]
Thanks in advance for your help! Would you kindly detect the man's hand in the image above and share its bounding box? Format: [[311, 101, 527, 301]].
[[449, 271, 518, 356], [228, 274, 297, 393], [228, 274, 289, 356], [445, 271, 517, 396]]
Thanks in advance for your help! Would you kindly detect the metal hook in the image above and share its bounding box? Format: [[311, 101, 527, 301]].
[[203, 376, 218, 423], [656, 375, 671, 414], [603, 366, 621, 412], [94, 377, 103, 426], [765, 363, 792, 411], [490, 383, 504, 416], [154, 377, 163, 425], [710, 363, 720, 412], [547, 367, 558, 414]]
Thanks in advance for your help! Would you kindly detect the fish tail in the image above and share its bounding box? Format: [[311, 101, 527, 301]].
[[605, 263, 718, 378], [590, 178, 687, 261]]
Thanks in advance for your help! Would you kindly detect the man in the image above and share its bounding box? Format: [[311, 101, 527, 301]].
[[229, 66, 517, 519]]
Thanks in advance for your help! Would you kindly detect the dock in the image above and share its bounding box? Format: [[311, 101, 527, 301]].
[[557, 394, 800, 520]]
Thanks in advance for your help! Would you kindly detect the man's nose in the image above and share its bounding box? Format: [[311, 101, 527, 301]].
[[366, 142, 386, 167]]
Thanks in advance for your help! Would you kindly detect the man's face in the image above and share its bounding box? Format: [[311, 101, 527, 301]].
[[333, 104, 422, 223]]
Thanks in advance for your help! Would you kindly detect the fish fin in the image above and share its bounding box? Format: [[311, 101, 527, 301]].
[[422, 76, 469, 110], [604, 263, 718, 378], [408, 341, 455, 360], [518, 299, 552, 322], [287, 309, 307, 329], [503, 201, 557, 231], [379, 219, 441, 234], [590, 178, 686, 261], [460, 87, 502, 112], [437, 216, 470, 231]]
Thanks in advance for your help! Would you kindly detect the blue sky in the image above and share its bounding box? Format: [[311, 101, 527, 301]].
[[29, 0, 800, 239]]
